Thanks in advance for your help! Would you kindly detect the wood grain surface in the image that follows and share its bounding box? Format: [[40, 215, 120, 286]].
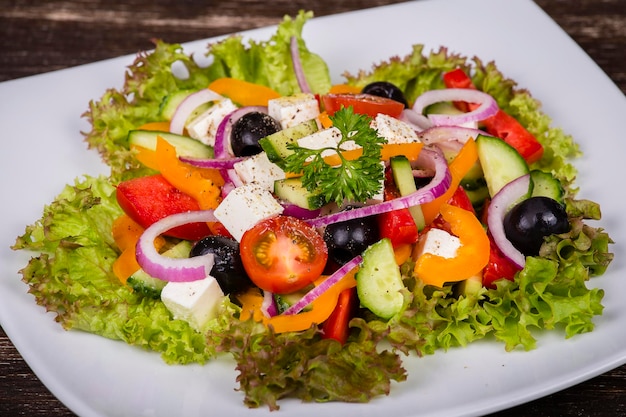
[[1, 0, 625, 416]]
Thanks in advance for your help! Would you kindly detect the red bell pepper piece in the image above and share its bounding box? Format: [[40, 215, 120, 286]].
[[378, 167, 420, 247], [116, 174, 212, 241], [442, 68, 544, 164], [482, 232, 522, 289], [321, 287, 357, 344]]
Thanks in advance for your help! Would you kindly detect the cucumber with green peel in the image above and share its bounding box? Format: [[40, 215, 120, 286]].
[[530, 169, 564, 203], [127, 240, 194, 299], [159, 90, 194, 120], [259, 119, 319, 165], [127, 129, 213, 159], [389, 155, 426, 230], [274, 177, 326, 210], [476, 134, 530, 198], [356, 238, 405, 319]]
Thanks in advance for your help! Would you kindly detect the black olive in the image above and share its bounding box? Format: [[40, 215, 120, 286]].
[[323, 211, 380, 265], [230, 112, 281, 157], [361, 81, 409, 108], [190, 235, 253, 295], [503, 196, 570, 256]]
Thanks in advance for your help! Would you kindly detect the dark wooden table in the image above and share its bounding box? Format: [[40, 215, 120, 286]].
[[1, 1, 624, 416]]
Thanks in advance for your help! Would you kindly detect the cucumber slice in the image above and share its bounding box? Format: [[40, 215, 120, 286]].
[[128, 129, 213, 159], [356, 238, 405, 319], [476, 134, 530, 198], [530, 170, 564, 203], [259, 119, 319, 165], [159, 90, 194, 120], [389, 156, 426, 230], [127, 240, 193, 299], [273, 177, 326, 210]]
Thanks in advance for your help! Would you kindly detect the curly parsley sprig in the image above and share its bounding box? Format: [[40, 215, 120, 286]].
[[283, 107, 386, 206]]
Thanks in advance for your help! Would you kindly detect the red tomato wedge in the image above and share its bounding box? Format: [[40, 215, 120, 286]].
[[321, 93, 404, 118], [115, 174, 211, 241], [240, 216, 328, 294]]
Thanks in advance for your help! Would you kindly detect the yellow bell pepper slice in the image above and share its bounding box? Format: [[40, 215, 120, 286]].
[[414, 203, 490, 288]]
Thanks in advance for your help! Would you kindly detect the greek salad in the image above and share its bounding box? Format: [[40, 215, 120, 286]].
[[13, 11, 614, 410]]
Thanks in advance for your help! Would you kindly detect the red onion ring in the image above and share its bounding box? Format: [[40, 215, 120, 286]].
[[412, 88, 498, 126], [169, 89, 223, 135], [486, 174, 531, 269], [214, 106, 268, 159], [136, 210, 218, 282], [399, 108, 432, 131], [305, 147, 451, 228], [261, 290, 279, 318], [290, 36, 311, 94], [179, 155, 247, 169], [282, 255, 362, 315], [418, 125, 490, 145], [281, 203, 322, 220]]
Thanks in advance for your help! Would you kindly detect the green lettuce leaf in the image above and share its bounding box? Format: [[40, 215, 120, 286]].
[[13, 176, 224, 364], [205, 10, 330, 95]]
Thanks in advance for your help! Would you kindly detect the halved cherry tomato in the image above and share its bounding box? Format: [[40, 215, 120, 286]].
[[115, 174, 211, 241], [240, 216, 328, 294], [321, 93, 404, 118]]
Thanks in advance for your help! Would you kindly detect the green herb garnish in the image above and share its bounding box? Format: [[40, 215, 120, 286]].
[[283, 107, 386, 206]]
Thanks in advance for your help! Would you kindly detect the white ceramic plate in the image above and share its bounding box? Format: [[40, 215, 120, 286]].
[[1, 0, 624, 415]]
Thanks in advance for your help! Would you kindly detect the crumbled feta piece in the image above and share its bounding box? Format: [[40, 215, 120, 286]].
[[161, 275, 224, 332], [370, 113, 420, 144], [214, 183, 284, 241], [233, 152, 286, 191], [414, 228, 461, 259], [297, 127, 343, 158], [186, 98, 238, 146], [268, 93, 320, 129]]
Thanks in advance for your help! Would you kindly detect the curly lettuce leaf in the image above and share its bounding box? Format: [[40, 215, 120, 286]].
[[213, 319, 406, 411], [13, 176, 223, 364], [205, 10, 330, 95]]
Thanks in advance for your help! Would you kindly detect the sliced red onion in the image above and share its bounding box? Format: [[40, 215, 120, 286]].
[[412, 88, 498, 127], [281, 203, 322, 220], [169, 89, 223, 135], [214, 106, 268, 159], [290, 36, 311, 94], [418, 125, 490, 145], [136, 210, 218, 282], [399, 108, 432, 131], [486, 174, 531, 269], [179, 155, 247, 169], [261, 290, 279, 318], [306, 147, 451, 228], [282, 255, 362, 315]]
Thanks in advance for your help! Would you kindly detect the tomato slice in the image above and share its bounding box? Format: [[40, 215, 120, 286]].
[[240, 216, 328, 294], [321, 93, 404, 118]]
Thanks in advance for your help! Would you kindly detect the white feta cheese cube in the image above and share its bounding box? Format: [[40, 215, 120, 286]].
[[161, 275, 224, 332], [297, 127, 343, 158], [214, 183, 284, 241], [268, 93, 320, 129], [414, 228, 461, 259], [186, 98, 238, 146], [370, 113, 420, 144], [233, 152, 286, 191]]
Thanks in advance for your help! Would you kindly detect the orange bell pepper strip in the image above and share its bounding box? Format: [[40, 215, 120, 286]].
[[238, 269, 358, 334], [137, 121, 171, 132], [208, 77, 281, 107], [318, 111, 333, 128], [111, 214, 165, 284], [329, 84, 362, 94], [321, 142, 424, 167], [149, 136, 223, 210], [421, 137, 478, 224], [414, 203, 490, 287]]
